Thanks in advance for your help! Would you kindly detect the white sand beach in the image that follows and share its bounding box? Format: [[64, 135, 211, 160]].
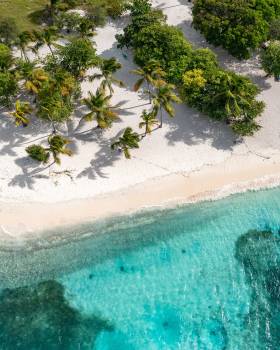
[[1, 0, 280, 237]]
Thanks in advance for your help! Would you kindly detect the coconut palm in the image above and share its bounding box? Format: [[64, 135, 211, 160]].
[[139, 109, 159, 135], [131, 59, 166, 102], [212, 73, 251, 122], [15, 31, 32, 62], [83, 87, 119, 129], [152, 83, 182, 128], [47, 134, 72, 165], [90, 57, 124, 95], [32, 27, 58, 56], [10, 100, 32, 127], [25, 68, 49, 95], [111, 127, 140, 159], [52, 69, 78, 98]]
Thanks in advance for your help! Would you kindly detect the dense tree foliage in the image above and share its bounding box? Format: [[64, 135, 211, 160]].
[[261, 41, 280, 78], [269, 18, 280, 40], [117, 0, 264, 135], [0, 44, 13, 71], [57, 38, 99, 77], [192, 0, 280, 59], [0, 72, 18, 106]]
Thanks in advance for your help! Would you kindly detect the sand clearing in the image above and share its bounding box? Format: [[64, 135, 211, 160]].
[[0, 0, 280, 237]]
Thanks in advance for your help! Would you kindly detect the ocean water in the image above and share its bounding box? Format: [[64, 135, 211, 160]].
[[1, 187, 280, 349]]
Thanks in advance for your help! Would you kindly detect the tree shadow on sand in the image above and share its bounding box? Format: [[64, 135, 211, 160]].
[[8, 156, 50, 189]]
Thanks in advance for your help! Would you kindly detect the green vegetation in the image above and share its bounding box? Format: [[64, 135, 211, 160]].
[[111, 127, 141, 159], [0, 0, 268, 167], [117, 0, 265, 136], [261, 41, 280, 79], [0, 0, 47, 31], [192, 0, 280, 59]]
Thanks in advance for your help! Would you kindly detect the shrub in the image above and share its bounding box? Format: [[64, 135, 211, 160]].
[[133, 24, 192, 67], [0, 44, 13, 71], [261, 40, 280, 77], [117, 0, 265, 135], [0, 72, 17, 106], [269, 18, 280, 39], [192, 0, 279, 59]]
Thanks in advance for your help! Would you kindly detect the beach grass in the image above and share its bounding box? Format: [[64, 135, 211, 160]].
[[0, 0, 48, 31]]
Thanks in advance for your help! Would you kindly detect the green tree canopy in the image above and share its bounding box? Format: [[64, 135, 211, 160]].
[[57, 38, 99, 77], [0, 72, 17, 106], [0, 44, 13, 71], [261, 40, 280, 78], [192, 0, 280, 59]]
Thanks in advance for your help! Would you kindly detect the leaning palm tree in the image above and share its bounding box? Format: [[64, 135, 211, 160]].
[[111, 127, 140, 159], [131, 59, 166, 102], [139, 109, 159, 135], [47, 134, 72, 165], [90, 57, 124, 95], [15, 31, 32, 62], [10, 100, 32, 127], [83, 87, 119, 129], [152, 83, 182, 128], [32, 27, 58, 56]]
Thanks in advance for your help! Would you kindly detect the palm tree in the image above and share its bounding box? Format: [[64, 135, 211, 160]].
[[10, 100, 32, 127], [90, 57, 124, 95], [15, 31, 32, 62], [25, 68, 49, 95], [47, 135, 72, 165], [52, 69, 77, 98], [111, 127, 140, 159], [131, 59, 166, 102], [32, 27, 58, 56], [139, 109, 159, 135], [83, 87, 119, 129], [212, 73, 251, 123], [152, 83, 182, 128]]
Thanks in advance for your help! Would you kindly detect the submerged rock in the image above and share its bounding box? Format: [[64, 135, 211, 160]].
[[0, 280, 113, 349], [235, 230, 280, 349]]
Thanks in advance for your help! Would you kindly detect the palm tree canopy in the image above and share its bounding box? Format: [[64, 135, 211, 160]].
[[83, 87, 119, 128], [152, 83, 182, 117], [131, 59, 166, 92], [11, 100, 32, 126], [139, 109, 159, 134], [47, 134, 72, 164], [111, 127, 140, 159]]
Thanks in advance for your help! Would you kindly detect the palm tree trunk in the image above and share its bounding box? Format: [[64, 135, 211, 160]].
[[52, 122, 57, 134], [22, 49, 29, 62], [145, 123, 148, 136], [48, 44, 54, 57], [147, 82, 151, 104], [159, 107, 163, 128]]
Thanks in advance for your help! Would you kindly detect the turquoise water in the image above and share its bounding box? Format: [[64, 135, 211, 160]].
[[1, 187, 280, 349]]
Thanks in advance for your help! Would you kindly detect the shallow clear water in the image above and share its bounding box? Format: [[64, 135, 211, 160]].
[[1, 187, 280, 349]]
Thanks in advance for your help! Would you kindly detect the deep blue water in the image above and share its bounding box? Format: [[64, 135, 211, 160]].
[[1, 187, 280, 349]]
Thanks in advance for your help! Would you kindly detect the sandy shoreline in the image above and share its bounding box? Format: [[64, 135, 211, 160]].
[[1, 0, 280, 240], [1, 153, 280, 239]]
